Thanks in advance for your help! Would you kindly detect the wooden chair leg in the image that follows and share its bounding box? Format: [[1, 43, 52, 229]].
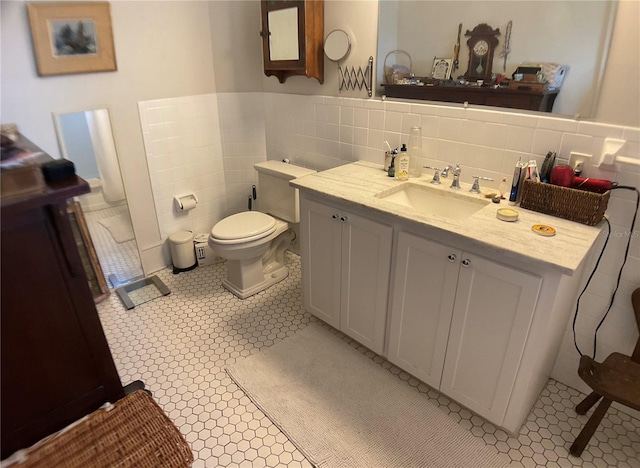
[[570, 398, 612, 456], [575, 391, 602, 415]]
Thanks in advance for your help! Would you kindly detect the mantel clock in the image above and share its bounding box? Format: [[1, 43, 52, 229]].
[[464, 23, 500, 82]]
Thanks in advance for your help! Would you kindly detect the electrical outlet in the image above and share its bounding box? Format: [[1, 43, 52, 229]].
[[569, 151, 591, 174], [573, 160, 584, 174]]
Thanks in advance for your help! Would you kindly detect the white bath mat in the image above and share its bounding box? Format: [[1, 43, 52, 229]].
[[226, 323, 507, 468], [98, 213, 135, 244]]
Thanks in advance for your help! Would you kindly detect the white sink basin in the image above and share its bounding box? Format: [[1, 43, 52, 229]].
[[375, 182, 490, 220]]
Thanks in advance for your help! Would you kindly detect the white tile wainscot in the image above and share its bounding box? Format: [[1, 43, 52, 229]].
[[291, 161, 603, 435]]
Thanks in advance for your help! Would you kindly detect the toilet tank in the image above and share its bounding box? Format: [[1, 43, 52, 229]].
[[255, 161, 316, 223]]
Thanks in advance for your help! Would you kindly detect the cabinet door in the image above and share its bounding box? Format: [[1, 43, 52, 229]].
[[339, 211, 393, 355], [1, 205, 124, 457], [300, 198, 342, 329], [440, 253, 542, 425], [387, 232, 460, 388]]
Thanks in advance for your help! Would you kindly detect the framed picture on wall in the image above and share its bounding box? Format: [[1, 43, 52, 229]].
[[27, 2, 117, 76]]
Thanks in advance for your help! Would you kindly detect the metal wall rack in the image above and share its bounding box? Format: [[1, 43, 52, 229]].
[[338, 56, 373, 97]]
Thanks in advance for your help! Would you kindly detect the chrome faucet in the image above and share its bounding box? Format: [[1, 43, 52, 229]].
[[470, 175, 494, 194], [441, 163, 461, 189], [423, 166, 441, 184]]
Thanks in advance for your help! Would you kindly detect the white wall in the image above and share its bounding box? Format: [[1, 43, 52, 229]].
[[137, 91, 267, 265], [597, 0, 640, 127], [0, 0, 217, 273], [208, 1, 263, 93], [138, 94, 226, 257]]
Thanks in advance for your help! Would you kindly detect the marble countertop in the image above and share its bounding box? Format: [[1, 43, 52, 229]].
[[290, 161, 604, 276]]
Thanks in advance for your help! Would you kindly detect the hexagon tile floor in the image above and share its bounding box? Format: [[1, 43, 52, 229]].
[[97, 252, 640, 467]]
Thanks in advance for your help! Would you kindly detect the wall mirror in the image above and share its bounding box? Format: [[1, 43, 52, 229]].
[[54, 108, 143, 289], [268, 7, 300, 61], [376, 0, 618, 117], [325, 29, 351, 63]]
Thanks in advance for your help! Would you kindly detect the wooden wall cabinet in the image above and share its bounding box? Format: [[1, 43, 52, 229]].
[[260, 0, 324, 84]]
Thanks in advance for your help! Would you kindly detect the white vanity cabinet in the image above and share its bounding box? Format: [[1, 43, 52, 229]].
[[388, 231, 543, 427], [292, 162, 599, 435], [440, 251, 542, 426], [387, 233, 461, 389], [300, 195, 392, 354]]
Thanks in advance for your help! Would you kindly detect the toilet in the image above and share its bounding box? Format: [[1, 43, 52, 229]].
[[208, 161, 316, 299]]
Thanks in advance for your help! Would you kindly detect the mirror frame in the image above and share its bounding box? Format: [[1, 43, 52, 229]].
[[52, 106, 143, 286]]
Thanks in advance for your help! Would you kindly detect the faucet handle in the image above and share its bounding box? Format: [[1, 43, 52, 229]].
[[470, 175, 494, 194], [423, 166, 441, 185]]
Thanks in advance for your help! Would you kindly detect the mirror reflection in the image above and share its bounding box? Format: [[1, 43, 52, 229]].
[[377, 0, 617, 117], [54, 108, 143, 288], [268, 7, 299, 61]]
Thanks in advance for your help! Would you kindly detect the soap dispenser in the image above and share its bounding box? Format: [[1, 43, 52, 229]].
[[395, 144, 409, 180]]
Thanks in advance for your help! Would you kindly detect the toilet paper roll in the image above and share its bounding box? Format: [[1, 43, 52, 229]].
[[174, 194, 198, 212], [179, 196, 197, 211]]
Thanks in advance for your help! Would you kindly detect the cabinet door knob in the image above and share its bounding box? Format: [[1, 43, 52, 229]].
[[340, 215, 348, 222], [447, 254, 457, 262], [331, 214, 339, 220], [461, 258, 471, 267]]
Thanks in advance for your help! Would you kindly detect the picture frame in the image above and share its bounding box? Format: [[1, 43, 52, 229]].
[[27, 2, 117, 76], [431, 57, 453, 80]]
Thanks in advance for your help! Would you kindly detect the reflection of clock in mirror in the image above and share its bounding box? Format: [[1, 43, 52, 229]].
[[464, 24, 500, 82]]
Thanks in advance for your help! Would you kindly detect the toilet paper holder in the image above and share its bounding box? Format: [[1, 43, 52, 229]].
[[174, 193, 199, 212]]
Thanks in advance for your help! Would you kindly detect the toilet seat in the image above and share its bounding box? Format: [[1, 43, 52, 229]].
[[210, 212, 277, 245]]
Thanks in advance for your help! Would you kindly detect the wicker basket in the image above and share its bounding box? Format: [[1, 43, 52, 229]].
[[383, 50, 413, 84], [519, 179, 610, 226], [11, 391, 193, 468]]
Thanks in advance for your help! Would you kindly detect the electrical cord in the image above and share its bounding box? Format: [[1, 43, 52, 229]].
[[572, 186, 639, 359], [572, 218, 610, 357]]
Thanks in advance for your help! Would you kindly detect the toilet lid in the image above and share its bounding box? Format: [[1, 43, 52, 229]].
[[211, 211, 276, 241]]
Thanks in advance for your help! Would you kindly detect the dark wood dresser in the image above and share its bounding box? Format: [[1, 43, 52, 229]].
[[1, 135, 125, 459], [382, 83, 559, 113]]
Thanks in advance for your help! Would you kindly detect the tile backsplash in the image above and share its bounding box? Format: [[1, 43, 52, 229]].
[[139, 91, 639, 414], [138, 93, 265, 262]]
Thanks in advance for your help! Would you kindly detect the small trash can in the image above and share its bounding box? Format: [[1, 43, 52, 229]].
[[169, 230, 197, 274]]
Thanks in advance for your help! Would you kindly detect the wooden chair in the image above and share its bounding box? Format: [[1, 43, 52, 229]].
[[569, 287, 640, 456]]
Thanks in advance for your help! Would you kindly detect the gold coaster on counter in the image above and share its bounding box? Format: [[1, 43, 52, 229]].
[[532, 224, 556, 236]]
